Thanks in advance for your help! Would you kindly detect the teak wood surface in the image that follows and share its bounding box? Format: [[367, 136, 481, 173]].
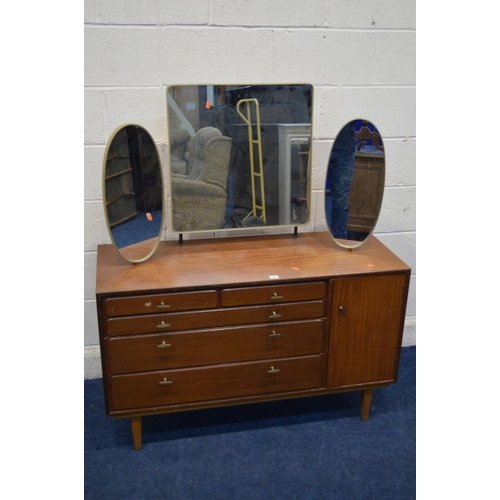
[[96, 231, 411, 450], [96, 231, 409, 295], [106, 319, 325, 374]]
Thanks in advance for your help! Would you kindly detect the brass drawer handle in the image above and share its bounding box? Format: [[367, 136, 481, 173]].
[[157, 341, 172, 349], [156, 302, 171, 310], [159, 377, 173, 385], [267, 366, 281, 374], [268, 331, 281, 338], [270, 293, 284, 300], [269, 311, 282, 320], [156, 321, 171, 329], [339, 305, 346, 317]]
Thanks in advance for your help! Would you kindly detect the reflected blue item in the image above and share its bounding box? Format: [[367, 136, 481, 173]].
[[328, 122, 356, 239]]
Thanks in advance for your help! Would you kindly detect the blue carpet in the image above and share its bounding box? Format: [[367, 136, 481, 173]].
[[111, 210, 162, 249], [85, 346, 415, 499]]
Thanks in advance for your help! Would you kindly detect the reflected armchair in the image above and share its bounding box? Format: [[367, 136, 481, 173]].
[[171, 127, 232, 232]]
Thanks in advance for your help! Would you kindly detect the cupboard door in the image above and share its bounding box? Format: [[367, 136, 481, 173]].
[[326, 273, 408, 388]]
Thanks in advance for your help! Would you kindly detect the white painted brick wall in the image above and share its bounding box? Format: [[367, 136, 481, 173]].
[[84, 0, 416, 378]]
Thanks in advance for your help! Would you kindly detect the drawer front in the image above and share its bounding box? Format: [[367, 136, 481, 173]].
[[106, 319, 325, 374], [104, 290, 218, 317], [111, 355, 323, 410], [221, 282, 325, 307], [106, 301, 325, 336]]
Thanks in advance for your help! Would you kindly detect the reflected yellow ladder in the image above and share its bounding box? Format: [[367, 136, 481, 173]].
[[236, 98, 266, 223]]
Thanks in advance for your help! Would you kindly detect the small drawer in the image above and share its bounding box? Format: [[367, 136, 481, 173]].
[[104, 290, 218, 317], [221, 282, 325, 307], [106, 319, 325, 374], [111, 355, 323, 410], [106, 301, 325, 336]]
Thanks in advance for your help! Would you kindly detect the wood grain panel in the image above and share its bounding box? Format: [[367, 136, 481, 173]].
[[111, 355, 323, 410], [327, 273, 408, 387], [221, 282, 325, 307], [96, 232, 410, 295], [105, 290, 218, 317], [106, 319, 325, 374], [106, 301, 325, 336]]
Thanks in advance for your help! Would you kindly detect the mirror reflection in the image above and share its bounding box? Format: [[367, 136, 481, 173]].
[[325, 120, 385, 248], [103, 124, 164, 263], [167, 84, 313, 232]]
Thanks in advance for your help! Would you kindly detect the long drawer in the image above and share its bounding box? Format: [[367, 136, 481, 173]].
[[111, 355, 323, 410], [106, 301, 325, 336], [104, 290, 218, 317], [221, 282, 326, 307], [106, 319, 325, 374]]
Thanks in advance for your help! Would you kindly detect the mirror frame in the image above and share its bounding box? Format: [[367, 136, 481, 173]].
[[102, 123, 165, 264], [166, 83, 314, 235], [325, 118, 385, 250]]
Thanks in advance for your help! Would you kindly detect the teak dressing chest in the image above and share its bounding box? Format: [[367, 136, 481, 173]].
[[96, 231, 410, 450]]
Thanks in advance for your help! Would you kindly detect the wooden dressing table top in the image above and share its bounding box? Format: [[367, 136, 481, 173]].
[[96, 232, 410, 295]]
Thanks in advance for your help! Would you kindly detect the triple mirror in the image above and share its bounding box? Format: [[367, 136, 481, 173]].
[[102, 124, 164, 263], [167, 84, 313, 232], [101, 91, 386, 263]]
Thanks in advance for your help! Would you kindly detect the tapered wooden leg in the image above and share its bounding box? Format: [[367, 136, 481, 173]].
[[131, 417, 142, 451], [360, 389, 374, 421]]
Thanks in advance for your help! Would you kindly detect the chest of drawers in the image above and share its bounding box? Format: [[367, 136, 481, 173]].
[[96, 231, 410, 450]]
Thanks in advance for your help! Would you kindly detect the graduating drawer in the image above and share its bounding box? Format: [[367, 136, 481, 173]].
[[111, 355, 323, 410], [221, 282, 325, 307], [106, 301, 325, 336], [106, 319, 325, 374], [104, 290, 218, 317]]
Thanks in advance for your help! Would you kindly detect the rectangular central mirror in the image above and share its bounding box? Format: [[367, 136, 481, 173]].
[[167, 84, 313, 233]]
